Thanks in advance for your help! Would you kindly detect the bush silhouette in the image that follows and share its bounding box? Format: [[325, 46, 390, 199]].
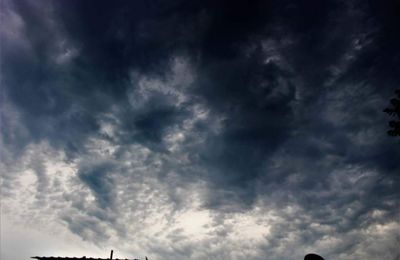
[[304, 253, 325, 260]]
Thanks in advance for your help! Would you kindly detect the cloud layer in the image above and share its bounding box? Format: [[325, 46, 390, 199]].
[[1, 0, 399, 259]]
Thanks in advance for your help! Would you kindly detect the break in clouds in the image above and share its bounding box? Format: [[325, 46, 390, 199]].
[[1, 0, 399, 259]]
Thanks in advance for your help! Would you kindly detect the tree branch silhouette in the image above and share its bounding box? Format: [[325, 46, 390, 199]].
[[384, 89, 400, 136]]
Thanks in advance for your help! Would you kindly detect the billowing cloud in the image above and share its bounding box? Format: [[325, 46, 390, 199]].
[[1, 0, 399, 260]]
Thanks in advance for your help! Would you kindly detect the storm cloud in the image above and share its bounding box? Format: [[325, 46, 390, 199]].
[[1, 0, 399, 259]]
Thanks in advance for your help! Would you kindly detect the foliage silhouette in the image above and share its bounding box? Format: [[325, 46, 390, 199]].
[[383, 90, 400, 136]]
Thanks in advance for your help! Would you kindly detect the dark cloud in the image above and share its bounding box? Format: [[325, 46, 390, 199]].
[[78, 161, 116, 209], [1, 0, 400, 259]]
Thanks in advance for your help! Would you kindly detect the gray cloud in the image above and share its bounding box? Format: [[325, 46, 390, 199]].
[[1, 0, 399, 259]]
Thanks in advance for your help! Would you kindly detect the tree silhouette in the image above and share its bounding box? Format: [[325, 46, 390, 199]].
[[383, 89, 400, 136], [304, 253, 325, 260]]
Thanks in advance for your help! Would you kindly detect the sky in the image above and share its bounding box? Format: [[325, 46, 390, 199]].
[[1, 0, 399, 259]]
